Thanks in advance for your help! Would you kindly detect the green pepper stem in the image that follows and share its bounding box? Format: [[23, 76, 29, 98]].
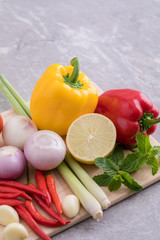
[[144, 117, 160, 126], [139, 112, 160, 131], [68, 57, 80, 83]]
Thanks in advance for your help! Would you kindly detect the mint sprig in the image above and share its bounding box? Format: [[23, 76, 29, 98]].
[[93, 174, 112, 186], [93, 132, 160, 193], [95, 157, 119, 176], [119, 171, 142, 192], [93, 144, 142, 192], [108, 175, 123, 191], [121, 132, 160, 175]]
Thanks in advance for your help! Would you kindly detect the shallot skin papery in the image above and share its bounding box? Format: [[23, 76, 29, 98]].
[[2, 115, 38, 150], [0, 146, 26, 180], [24, 130, 66, 171]]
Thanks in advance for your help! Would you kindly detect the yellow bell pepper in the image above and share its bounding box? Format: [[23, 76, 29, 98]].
[[30, 57, 98, 135]]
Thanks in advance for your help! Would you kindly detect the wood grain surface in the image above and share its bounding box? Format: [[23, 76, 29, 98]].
[[0, 83, 159, 240]]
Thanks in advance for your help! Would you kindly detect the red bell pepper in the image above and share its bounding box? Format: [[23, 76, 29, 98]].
[[95, 89, 160, 145]]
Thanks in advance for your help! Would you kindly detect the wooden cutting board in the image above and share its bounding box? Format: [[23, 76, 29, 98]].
[[0, 83, 160, 240]]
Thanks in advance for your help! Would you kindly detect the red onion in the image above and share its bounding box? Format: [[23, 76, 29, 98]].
[[0, 146, 26, 180], [2, 115, 38, 150], [24, 130, 66, 170]]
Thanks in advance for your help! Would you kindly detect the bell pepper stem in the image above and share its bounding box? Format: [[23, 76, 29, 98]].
[[139, 112, 160, 131], [145, 117, 160, 126], [69, 57, 80, 83]]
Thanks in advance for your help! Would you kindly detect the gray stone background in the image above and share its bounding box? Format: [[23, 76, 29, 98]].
[[0, 0, 160, 239]]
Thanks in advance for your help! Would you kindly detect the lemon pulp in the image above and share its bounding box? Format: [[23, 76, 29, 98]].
[[66, 113, 116, 164]]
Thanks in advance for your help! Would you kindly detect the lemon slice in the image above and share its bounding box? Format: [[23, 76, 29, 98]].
[[66, 113, 116, 164]]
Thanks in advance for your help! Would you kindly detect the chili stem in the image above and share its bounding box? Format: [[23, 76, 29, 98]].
[[26, 163, 31, 185]]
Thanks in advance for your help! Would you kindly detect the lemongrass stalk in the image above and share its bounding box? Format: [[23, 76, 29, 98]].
[[0, 79, 29, 117], [0, 74, 31, 118], [57, 162, 103, 221], [65, 152, 110, 209]]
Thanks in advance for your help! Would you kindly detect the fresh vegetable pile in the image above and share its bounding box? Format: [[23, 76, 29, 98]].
[[0, 57, 159, 240]]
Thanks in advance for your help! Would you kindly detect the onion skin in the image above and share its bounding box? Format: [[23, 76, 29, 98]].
[[0, 146, 26, 180], [24, 130, 66, 171], [2, 115, 38, 150]]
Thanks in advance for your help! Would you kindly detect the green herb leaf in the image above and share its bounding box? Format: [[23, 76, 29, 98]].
[[119, 171, 132, 184], [95, 157, 119, 176], [120, 151, 146, 173], [108, 175, 123, 191], [148, 148, 159, 157], [93, 131, 160, 193], [93, 174, 113, 186], [108, 144, 124, 165], [136, 132, 152, 154], [146, 156, 159, 175], [120, 171, 142, 192], [150, 146, 160, 158]]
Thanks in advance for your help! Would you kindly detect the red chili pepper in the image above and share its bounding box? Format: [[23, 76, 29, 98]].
[[15, 205, 51, 240], [29, 183, 67, 225], [0, 186, 32, 201], [35, 170, 52, 207], [0, 199, 24, 206], [0, 192, 21, 199], [25, 200, 66, 227], [0, 180, 46, 197], [46, 174, 62, 214], [95, 89, 160, 145], [0, 114, 3, 133]]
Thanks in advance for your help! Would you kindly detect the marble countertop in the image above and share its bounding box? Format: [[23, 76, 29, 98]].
[[0, 0, 160, 239]]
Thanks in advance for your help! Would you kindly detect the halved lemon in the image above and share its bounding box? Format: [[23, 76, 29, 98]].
[[66, 113, 117, 164]]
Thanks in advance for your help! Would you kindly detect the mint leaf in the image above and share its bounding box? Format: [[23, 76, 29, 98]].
[[95, 157, 119, 176], [108, 175, 123, 191], [146, 156, 159, 175], [123, 178, 142, 192], [120, 171, 142, 192], [119, 171, 132, 184], [150, 146, 160, 158], [93, 174, 112, 186], [136, 132, 152, 154], [120, 152, 146, 173], [148, 148, 159, 157], [108, 144, 124, 165]]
